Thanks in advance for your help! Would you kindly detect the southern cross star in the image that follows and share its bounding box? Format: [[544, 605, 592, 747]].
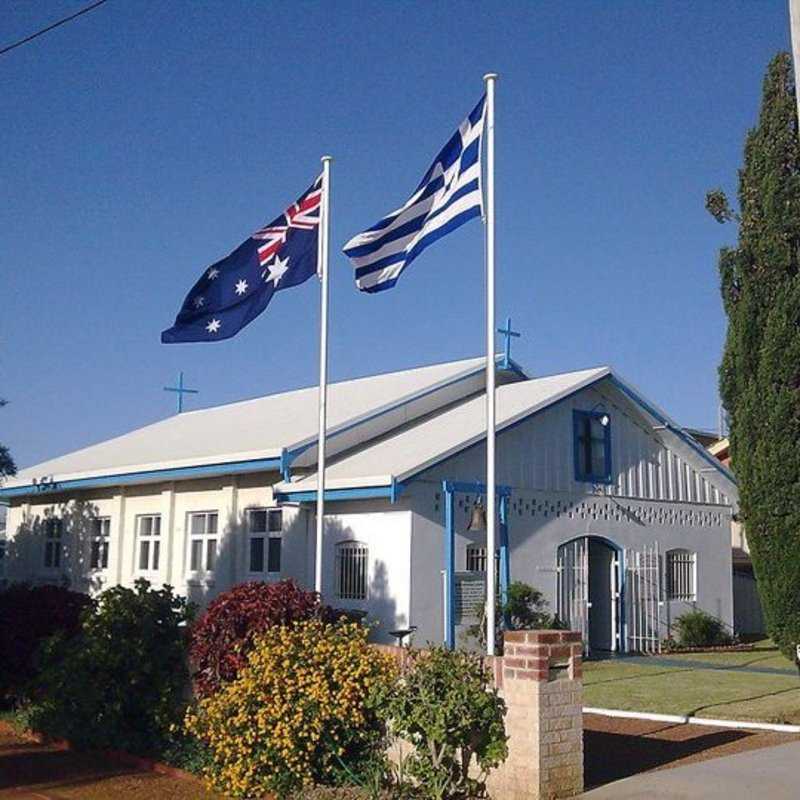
[[193, 296, 205, 308], [234, 279, 248, 296], [207, 268, 220, 280], [264, 254, 290, 287], [206, 318, 221, 334]]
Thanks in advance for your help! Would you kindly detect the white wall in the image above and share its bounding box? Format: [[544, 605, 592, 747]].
[[2, 470, 310, 607], [320, 509, 411, 644]]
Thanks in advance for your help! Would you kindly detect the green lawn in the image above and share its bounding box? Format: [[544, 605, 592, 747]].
[[583, 641, 800, 725]]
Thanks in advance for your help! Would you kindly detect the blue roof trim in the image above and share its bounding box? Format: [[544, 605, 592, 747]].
[[0, 456, 283, 500], [443, 479, 512, 497], [275, 482, 397, 503], [608, 376, 737, 486], [3, 357, 528, 504]]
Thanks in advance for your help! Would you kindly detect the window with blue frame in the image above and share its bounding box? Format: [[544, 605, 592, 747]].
[[573, 410, 612, 483]]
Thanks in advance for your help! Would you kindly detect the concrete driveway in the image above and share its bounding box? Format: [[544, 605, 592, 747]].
[[581, 739, 800, 799]]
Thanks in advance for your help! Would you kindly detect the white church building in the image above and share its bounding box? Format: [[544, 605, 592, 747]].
[[0, 355, 738, 655]]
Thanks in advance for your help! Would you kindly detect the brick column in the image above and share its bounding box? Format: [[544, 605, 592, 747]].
[[487, 630, 583, 800]]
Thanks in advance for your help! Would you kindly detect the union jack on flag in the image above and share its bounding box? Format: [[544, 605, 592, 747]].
[[162, 176, 322, 344], [252, 183, 322, 269]]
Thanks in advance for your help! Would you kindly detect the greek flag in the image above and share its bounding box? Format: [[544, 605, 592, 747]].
[[343, 95, 486, 293]]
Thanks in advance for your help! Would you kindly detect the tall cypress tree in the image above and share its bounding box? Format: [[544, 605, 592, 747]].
[[708, 52, 800, 660]]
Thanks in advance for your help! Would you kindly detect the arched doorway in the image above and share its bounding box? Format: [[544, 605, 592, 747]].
[[556, 536, 621, 656]]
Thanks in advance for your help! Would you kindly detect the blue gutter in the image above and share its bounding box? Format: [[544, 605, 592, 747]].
[[0, 456, 284, 500], [275, 479, 402, 504], [2, 357, 528, 503]]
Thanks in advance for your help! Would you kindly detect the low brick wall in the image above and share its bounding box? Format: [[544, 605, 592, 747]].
[[374, 630, 584, 800]]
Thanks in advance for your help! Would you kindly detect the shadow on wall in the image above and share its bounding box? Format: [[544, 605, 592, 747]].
[[323, 516, 400, 645], [367, 559, 401, 644], [183, 503, 308, 613], [7, 499, 104, 593], [5, 499, 403, 643]]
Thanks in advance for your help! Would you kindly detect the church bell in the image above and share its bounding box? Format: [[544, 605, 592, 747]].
[[466, 499, 487, 532]]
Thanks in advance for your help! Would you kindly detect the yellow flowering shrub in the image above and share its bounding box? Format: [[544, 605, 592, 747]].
[[184, 619, 397, 798]]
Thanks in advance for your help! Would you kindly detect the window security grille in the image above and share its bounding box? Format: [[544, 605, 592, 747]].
[[336, 541, 368, 600], [666, 549, 696, 601]]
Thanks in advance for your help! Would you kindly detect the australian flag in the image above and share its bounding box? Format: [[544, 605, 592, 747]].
[[161, 176, 322, 343]]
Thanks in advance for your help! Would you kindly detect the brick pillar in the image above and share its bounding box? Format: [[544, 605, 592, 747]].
[[487, 630, 583, 800]]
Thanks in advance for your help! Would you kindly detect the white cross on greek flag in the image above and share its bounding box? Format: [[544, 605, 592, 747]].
[[343, 95, 486, 293]]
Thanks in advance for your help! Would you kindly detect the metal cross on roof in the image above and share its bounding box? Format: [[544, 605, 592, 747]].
[[497, 317, 521, 369], [163, 371, 199, 414]]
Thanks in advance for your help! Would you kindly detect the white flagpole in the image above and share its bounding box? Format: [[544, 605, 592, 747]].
[[315, 155, 332, 595], [483, 73, 498, 656]]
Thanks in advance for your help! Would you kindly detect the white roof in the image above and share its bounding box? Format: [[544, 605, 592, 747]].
[[8, 356, 495, 487], [278, 367, 610, 492]]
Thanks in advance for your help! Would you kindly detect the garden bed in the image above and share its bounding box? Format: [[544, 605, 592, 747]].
[[661, 642, 755, 654], [0, 721, 221, 800]]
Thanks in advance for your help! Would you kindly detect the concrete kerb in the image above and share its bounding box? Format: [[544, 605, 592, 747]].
[[583, 706, 800, 735]]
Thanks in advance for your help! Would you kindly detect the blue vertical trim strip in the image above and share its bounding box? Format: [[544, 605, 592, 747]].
[[499, 495, 510, 616], [280, 449, 292, 482], [443, 482, 455, 650]]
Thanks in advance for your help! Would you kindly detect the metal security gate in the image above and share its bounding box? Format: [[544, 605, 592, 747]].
[[624, 542, 663, 654], [556, 538, 589, 654]]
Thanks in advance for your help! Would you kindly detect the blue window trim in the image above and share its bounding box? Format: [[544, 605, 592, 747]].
[[573, 409, 612, 484]]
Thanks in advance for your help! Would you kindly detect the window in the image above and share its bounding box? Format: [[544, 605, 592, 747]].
[[90, 517, 110, 570], [247, 509, 282, 574], [666, 549, 696, 601], [465, 544, 501, 584], [573, 409, 612, 483], [44, 518, 63, 568], [188, 511, 219, 572], [136, 514, 161, 572], [336, 541, 368, 600]]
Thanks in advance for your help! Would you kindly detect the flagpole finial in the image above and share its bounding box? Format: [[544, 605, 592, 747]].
[[483, 72, 499, 83], [321, 155, 333, 163]]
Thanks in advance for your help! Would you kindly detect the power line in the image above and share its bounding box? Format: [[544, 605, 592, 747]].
[[0, 0, 112, 58]]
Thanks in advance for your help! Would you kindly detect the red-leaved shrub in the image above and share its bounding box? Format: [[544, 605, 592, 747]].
[[0, 583, 94, 703], [189, 579, 329, 697]]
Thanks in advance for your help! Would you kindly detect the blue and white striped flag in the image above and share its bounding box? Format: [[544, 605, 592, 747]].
[[343, 95, 486, 293]]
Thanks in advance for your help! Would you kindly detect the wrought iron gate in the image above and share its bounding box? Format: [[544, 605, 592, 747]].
[[557, 538, 663, 655], [624, 542, 663, 654], [556, 538, 589, 654]]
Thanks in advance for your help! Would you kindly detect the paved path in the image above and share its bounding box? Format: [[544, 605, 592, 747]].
[[608, 654, 797, 677], [581, 739, 800, 799]]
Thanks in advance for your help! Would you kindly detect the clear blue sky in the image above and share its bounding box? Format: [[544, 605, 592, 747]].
[[1, 1, 791, 469]]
